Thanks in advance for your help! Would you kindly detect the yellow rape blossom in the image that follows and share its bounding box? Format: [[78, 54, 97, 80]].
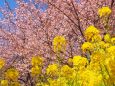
[[0, 58, 5, 69], [104, 34, 111, 42], [5, 68, 19, 81], [48, 79, 58, 86], [81, 42, 94, 52], [98, 41, 105, 49], [104, 43, 111, 49], [89, 62, 101, 72], [108, 59, 115, 76], [73, 56, 88, 68], [91, 35, 102, 42], [79, 57, 88, 67], [31, 56, 43, 66], [111, 37, 115, 45], [31, 66, 41, 77], [81, 69, 102, 86], [107, 46, 115, 55], [46, 64, 59, 77], [56, 77, 68, 86], [105, 58, 115, 84], [73, 56, 82, 66], [53, 36, 66, 52], [84, 26, 100, 41], [61, 65, 73, 78], [90, 51, 104, 63], [48, 77, 67, 86], [0, 80, 8, 86], [98, 6, 111, 17]]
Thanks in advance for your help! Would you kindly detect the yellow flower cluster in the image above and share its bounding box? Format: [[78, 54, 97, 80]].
[[73, 56, 82, 66], [104, 34, 111, 42], [90, 51, 104, 63], [31, 56, 43, 77], [73, 56, 88, 66], [108, 58, 115, 83], [31, 66, 41, 76], [5, 68, 19, 81], [80, 69, 102, 86], [84, 25, 100, 41], [33, 23, 114, 86], [107, 46, 115, 55], [31, 56, 43, 66], [46, 64, 59, 77], [60, 65, 73, 78], [98, 6, 111, 17], [43, 24, 114, 86], [1, 68, 21, 86], [48, 77, 67, 86], [81, 42, 94, 52], [91, 35, 102, 42], [53, 36, 66, 52]]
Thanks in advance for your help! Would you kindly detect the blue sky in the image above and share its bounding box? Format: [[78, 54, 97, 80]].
[[0, 0, 17, 19], [0, 0, 48, 19], [0, 0, 17, 10]]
